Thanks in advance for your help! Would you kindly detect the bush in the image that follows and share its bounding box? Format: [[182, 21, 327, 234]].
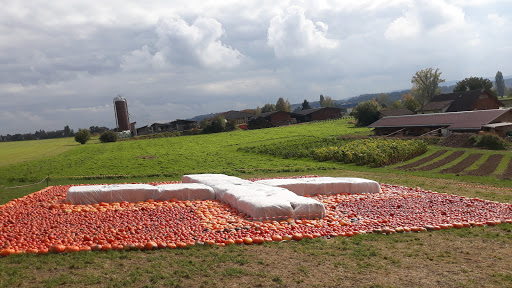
[[352, 100, 380, 126], [74, 129, 91, 145], [99, 131, 118, 143], [202, 115, 226, 134], [313, 138, 428, 167], [470, 133, 507, 150]]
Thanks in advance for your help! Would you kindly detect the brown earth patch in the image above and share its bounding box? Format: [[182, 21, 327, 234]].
[[396, 150, 448, 170], [438, 133, 474, 148], [500, 157, 512, 180], [464, 154, 505, 176], [441, 153, 483, 174], [412, 150, 465, 171]]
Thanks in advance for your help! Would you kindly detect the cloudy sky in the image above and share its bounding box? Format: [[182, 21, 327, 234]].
[[1, 0, 511, 135]]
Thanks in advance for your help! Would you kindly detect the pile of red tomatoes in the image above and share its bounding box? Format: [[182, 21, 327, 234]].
[[1, 178, 511, 257]]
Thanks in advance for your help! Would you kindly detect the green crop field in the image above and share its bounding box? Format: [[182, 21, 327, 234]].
[[1, 119, 512, 287]]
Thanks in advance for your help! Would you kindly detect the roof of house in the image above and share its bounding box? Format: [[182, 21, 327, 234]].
[[418, 89, 496, 112], [368, 109, 511, 130], [379, 108, 414, 117], [220, 110, 254, 120], [171, 119, 196, 124], [258, 111, 290, 118], [292, 107, 341, 116]]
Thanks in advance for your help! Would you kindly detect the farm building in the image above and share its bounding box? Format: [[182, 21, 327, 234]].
[[292, 107, 342, 123], [136, 125, 152, 135], [218, 110, 254, 124], [368, 108, 512, 137], [417, 89, 503, 114], [169, 119, 198, 131], [254, 111, 295, 126]]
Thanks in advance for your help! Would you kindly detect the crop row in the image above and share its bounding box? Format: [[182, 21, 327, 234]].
[[313, 139, 428, 167]]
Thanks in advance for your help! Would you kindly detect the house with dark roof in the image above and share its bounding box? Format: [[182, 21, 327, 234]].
[[368, 108, 512, 137], [218, 110, 254, 124], [254, 111, 295, 126], [379, 108, 414, 118], [418, 89, 502, 114], [169, 119, 198, 131], [291, 107, 342, 123]]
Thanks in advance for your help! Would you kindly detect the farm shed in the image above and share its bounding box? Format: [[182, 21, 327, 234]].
[[254, 111, 295, 126], [379, 108, 414, 118], [136, 125, 152, 136], [417, 89, 503, 114], [368, 108, 512, 137], [292, 107, 342, 123], [169, 119, 197, 131], [219, 110, 254, 124]]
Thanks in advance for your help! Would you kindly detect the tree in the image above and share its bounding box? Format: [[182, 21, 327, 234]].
[[63, 125, 73, 137], [203, 115, 226, 134], [391, 100, 402, 108], [99, 130, 118, 143], [261, 103, 276, 113], [411, 68, 445, 106], [453, 77, 493, 92], [74, 129, 91, 144], [495, 71, 505, 98], [320, 96, 335, 108], [352, 100, 381, 126], [401, 93, 420, 112], [301, 99, 311, 110], [320, 94, 325, 104], [275, 97, 291, 112], [376, 93, 390, 108]]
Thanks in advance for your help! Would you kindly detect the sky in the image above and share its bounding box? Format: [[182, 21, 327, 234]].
[[1, 0, 511, 135]]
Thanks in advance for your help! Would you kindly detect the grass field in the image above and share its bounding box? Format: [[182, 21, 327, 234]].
[[1, 119, 512, 287], [0, 138, 79, 167]]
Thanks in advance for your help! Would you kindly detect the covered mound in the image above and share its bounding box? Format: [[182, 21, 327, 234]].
[[255, 177, 381, 196], [66, 183, 215, 205], [182, 174, 325, 220]]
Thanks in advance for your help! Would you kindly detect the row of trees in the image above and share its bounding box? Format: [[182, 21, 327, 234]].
[[0, 125, 75, 142]]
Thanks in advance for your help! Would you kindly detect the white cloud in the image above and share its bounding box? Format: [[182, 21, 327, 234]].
[[488, 13, 505, 27], [267, 6, 338, 58], [385, 0, 466, 40], [155, 17, 243, 69]]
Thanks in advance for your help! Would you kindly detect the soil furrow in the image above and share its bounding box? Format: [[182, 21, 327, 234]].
[[440, 153, 483, 174], [396, 150, 448, 170], [464, 154, 505, 176], [412, 151, 466, 171], [500, 157, 512, 180]]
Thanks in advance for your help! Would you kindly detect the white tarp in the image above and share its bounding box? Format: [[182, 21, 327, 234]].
[[182, 174, 326, 220], [255, 177, 382, 196], [65, 183, 214, 205]]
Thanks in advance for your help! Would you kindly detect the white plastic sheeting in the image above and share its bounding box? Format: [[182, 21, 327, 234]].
[[182, 174, 326, 220], [65, 183, 214, 205], [255, 177, 381, 196]]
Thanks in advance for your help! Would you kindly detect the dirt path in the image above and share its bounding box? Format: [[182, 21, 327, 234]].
[[412, 150, 465, 171], [396, 150, 448, 170], [441, 153, 483, 174], [500, 157, 512, 180], [465, 154, 505, 176]]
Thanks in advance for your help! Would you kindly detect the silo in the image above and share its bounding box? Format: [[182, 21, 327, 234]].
[[114, 95, 130, 131]]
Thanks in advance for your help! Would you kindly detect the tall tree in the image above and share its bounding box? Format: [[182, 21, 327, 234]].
[[320, 96, 335, 108], [261, 103, 276, 113], [376, 93, 390, 107], [453, 77, 493, 92], [319, 94, 325, 104], [276, 97, 291, 112], [495, 71, 505, 98], [411, 68, 445, 106], [301, 99, 311, 110]]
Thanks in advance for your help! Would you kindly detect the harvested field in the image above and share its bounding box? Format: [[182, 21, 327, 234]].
[[441, 153, 483, 174], [465, 154, 505, 176], [412, 150, 465, 171], [500, 157, 512, 180], [396, 150, 448, 170]]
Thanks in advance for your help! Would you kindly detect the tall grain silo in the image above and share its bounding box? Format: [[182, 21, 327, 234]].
[[113, 95, 130, 131]]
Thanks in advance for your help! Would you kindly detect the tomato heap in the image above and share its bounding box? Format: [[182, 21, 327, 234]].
[[1, 179, 511, 257]]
